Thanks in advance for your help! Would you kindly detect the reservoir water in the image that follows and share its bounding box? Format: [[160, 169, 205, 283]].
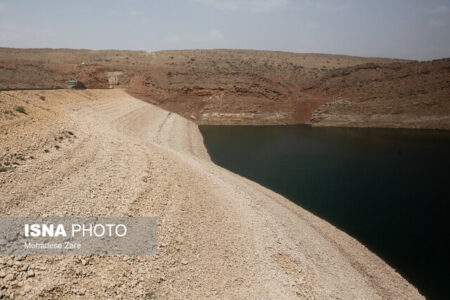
[[200, 125, 450, 300]]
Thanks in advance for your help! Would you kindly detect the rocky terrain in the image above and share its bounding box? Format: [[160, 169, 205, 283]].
[[1, 47, 448, 129], [309, 59, 450, 129], [0, 89, 424, 298]]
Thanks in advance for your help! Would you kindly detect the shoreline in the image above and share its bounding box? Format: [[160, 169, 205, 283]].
[[199, 122, 450, 133]]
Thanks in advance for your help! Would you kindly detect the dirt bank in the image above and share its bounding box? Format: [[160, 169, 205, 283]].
[[4, 48, 449, 130], [0, 89, 423, 298], [309, 59, 450, 129]]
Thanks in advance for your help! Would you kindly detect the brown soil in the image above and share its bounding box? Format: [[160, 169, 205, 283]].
[[309, 59, 450, 129], [0, 89, 424, 299], [3, 48, 447, 129]]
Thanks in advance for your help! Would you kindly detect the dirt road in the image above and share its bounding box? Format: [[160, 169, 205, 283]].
[[0, 90, 423, 299]]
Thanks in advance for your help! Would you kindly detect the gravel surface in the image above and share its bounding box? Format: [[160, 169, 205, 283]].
[[0, 89, 423, 299]]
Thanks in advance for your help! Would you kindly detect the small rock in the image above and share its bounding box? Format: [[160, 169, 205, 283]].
[[26, 270, 35, 277], [23, 285, 32, 293], [20, 265, 28, 271], [181, 260, 188, 265], [4, 273, 15, 281]]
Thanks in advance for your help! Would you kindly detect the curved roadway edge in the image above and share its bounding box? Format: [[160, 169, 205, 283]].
[[0, 89, 424, 299]]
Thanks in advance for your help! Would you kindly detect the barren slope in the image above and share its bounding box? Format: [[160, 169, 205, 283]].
[[0, 90, 423, 299], [4, 48, 447, 129], [309, 59, 450, 129]]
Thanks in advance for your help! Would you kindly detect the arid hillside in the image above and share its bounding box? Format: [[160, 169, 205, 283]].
[[309, 59, 450, 129], [0, 48, 449, 129]]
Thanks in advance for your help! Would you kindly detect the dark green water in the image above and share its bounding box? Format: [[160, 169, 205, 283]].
[[200, 125, 450, 300]]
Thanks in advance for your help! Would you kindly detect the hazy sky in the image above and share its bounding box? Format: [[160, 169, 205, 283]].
[[0, 0, 449, 60]]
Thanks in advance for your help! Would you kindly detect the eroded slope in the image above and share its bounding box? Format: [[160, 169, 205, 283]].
[[4, 48, 446, 129]]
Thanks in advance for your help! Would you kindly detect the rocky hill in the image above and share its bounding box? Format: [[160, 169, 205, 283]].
[[309, 59, 450, 129], [0, 48, 448, 129]]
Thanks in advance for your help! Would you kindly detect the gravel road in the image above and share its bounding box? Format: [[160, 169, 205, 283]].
[[0, 89, 423, 299]]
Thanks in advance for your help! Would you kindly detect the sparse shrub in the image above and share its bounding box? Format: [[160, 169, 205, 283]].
[[40, 95, 46, 101], [14, 106, 26, 114], [190, 58, 195, 62], [167, 71, 172, 76]]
